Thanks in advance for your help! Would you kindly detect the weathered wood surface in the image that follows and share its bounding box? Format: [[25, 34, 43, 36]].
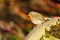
[[25, 17, 60, 40]]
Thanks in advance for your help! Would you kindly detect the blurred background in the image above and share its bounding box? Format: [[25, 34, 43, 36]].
[[0, 0, 60, 40]]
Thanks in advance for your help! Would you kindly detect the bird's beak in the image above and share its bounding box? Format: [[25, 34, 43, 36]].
[[28, 14, 32, 21]]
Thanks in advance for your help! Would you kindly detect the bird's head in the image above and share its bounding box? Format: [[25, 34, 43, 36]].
[[28, 11, 41, 20]]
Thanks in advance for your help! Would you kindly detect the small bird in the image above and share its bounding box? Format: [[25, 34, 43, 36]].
[[28, 11, 51, 25]]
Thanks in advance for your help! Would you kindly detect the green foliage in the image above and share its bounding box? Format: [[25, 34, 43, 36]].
[[24, 27, 32, 33], [7, 35, 20, 40]]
